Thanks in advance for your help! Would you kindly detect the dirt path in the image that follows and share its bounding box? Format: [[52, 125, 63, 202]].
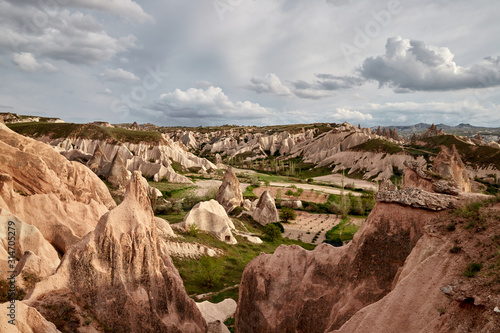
[[269, 182, 363, 197], [313, 174, 377, 192]]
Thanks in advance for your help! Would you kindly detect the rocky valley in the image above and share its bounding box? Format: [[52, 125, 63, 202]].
[[1, 114, 499, 332]]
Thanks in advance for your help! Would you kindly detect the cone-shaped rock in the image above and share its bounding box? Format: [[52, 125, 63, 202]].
[[252, 190, 279, 225], [26, 171, 207, 332], [216, 166, 243, 212]]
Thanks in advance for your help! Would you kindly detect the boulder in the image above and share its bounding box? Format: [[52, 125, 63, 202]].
[[178, 200, 237, 244], [281, 200, 303, 209], [216, 167, 243, 212], [252, 190, 279, 225], [197, 299, 237, 324], [25, 171, 207, 332]]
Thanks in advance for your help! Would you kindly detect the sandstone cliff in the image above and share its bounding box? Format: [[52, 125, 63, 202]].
[[26, 172, 207, 332], [0, 122, 115, 253], [236, 189, 499, 332]]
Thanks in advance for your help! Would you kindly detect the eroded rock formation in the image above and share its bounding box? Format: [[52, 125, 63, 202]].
[[26, 172, 207, 332], [0, 122, 115, 253], [176, 200, 237, 244], [252, 190, 279, 225], [216, 167, 243, 212], [236, 202, 446, 332], [0, 209, 60, 280]]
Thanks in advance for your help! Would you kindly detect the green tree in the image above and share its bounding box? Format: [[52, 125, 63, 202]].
[[279, 207, 297, 223], [263, 224, 282, 242]]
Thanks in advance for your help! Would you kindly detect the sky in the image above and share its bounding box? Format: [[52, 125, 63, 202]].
[[1, 0, 500, 127]]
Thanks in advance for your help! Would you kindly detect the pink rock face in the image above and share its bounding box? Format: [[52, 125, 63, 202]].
[[433, 145, 471, 193], [236, 202, 445, 333], [0, 122, 115, 252], [27, 172, 207, 332]]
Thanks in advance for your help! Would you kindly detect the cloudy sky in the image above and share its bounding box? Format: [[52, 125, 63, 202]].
[[1, 0, 500, 127]]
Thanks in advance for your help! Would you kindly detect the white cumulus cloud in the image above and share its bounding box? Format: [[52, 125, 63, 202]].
[[12, 52, 57, 72], [150, 86, 273, 120], [331, 108, 373, 121], [246, 73, 292, 96], [100, 68, 140, 81]]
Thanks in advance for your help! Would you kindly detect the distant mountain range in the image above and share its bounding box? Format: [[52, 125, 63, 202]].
[[373, 123, 500, 141]]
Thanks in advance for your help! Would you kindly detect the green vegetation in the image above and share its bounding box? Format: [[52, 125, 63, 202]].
[[0, 279, 26, 302], [243, 185, 258, 199], [324, 217, 360, 246], [453, 201, 486, 229], [263, 224, 283, 242], [8, 122, 164, 144], [421, 135, 500, 170], [349, 138, 403, 154], [463, 262, 482, 277], [173, 232, 314, 301], [279, 207, 297, 223]]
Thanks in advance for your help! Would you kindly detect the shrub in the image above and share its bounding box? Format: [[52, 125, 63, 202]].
[[229, 206, 244, 217], [270, 222, 284, 233], [196, 256, 223, 288], [285, 189, 294, 196], [188, 224, 199, 237], [446, 223, 456, 231], [280, 207, 297, 223], [324, 237, 343, 247], [263, 224, 282, 242], [463, 262, 482, 277], [449, 245, 461, 253], [349, 195, 364, 216]]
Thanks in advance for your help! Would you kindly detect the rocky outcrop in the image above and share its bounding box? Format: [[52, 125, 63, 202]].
[[0, 209, 60, 280], [252, 190, 279, 225], [404, 145, 471, 195], [378, 178, 397, 192], [236, 202, 447, 332], [107, 151, 130, 188], [419, 124, 444, 138], [40, 134, 214, 183], [433, 145, 471, 193], [319, 151, 426, 181], [0, 122, 115, 253], [216, 167, 243, 212], [26, 172, 207, 332], [404, 160, 434, 192], [197, 299, 237, 333], [375, 188, 456, 211], [177, 200, 237, 244], [0, 302, 60, 333]]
